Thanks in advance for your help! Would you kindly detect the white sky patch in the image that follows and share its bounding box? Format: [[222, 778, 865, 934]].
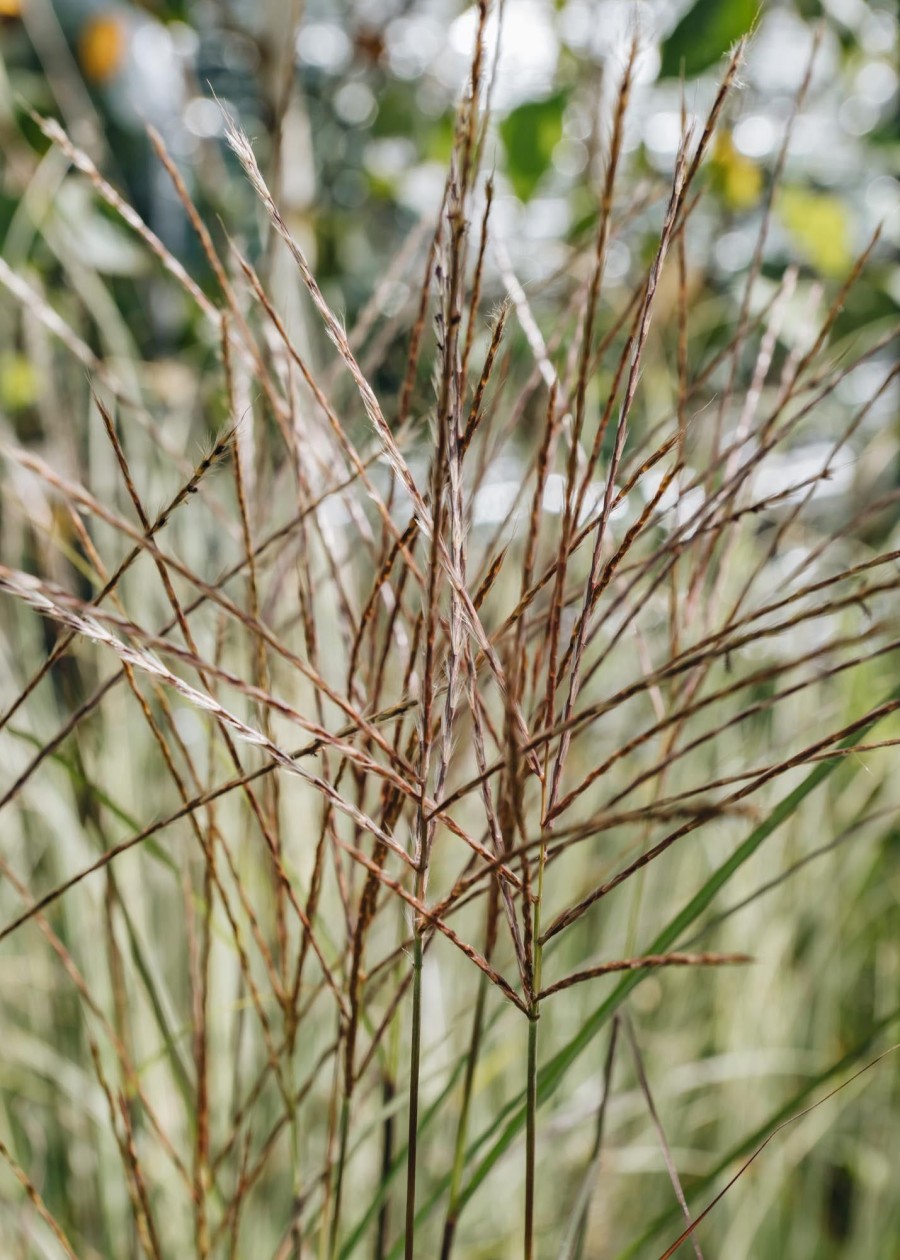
[[473, 477, 521, 526], [472, 469, 631, 528], [449, 1, 559, 111], [753, 443, 855, 504]]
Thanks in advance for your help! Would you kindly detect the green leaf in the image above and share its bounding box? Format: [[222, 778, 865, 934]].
[[659, 0, 758, 79], [499, 91, 568, 202]]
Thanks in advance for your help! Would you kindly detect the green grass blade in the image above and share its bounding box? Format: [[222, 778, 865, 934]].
[[453, 694, 900, 1214], [8, 726, 180, 877], [611, 1003, 900, 1260], [8, 728, 195, 1104]]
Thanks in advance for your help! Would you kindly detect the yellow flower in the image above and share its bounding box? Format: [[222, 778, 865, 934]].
[[78, 14, 127, 83]]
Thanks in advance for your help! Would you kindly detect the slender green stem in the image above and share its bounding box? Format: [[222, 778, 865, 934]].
[[525, 825, 549, 1260], [340, 1012, 495, 1259], [404, 926, 424, 1260], [524, 1016, 539, 1260]]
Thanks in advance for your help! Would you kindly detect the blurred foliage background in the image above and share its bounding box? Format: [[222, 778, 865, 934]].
[[0, 0, 897, 373]]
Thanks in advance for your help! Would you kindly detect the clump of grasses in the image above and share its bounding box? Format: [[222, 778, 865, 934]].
[[0, 12, 898, 1260]]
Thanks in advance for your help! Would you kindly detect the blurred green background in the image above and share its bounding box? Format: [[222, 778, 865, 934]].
[[0, 0, 896, 371]]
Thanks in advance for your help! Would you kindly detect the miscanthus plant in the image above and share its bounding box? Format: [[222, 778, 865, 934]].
[[0, 14, 898, 1260]]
